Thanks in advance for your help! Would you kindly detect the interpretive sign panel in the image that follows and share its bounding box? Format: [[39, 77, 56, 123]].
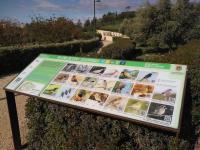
[[5, 54, 187, 131]]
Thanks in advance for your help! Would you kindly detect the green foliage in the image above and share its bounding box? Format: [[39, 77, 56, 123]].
[[0, 39, 100, 75], [120, 0, 200, 49], [0, 20, 24, 46], [0, 17, 84, 47], [83, 11, 135, 32], [25, 17, 81, 44], [99, 22, 121, 32], [100, 38, 136, 59]]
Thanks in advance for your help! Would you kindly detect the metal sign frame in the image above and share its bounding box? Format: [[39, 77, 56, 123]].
[[4, 54, 187, 150]]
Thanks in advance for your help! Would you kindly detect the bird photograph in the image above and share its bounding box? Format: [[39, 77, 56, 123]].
[[112, 81, 133, 94], [95, 79, 116, 91], [131, 84, 154, 98], [81, 77, 98, 88], [102, 69, 120, 78], [95, 80, 108, 90], [88, 92, 109, 105], [54, 73, 69, 83], [56, 86, 75, 100], [89, 66, 106, 75], [119, 69, 139, 80], [69, 75, 84, 86], [153, 86, 177, 103], [71, 89, 91, 102], [63, 63, 77, 72], [104, 96, 124, 110], [75, 65, 91, 73], [147, 103, 174, 122], [137, 71, 158, 83], [124, 99, 149, 116], [43, 84, 61, 96]]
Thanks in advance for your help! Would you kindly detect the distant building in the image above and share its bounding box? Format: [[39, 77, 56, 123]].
[[97, 30, 129, 42]]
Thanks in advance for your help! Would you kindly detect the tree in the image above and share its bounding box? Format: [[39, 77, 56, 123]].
[[120, 0, 200, 49], [76, 19, 82, 28], [84, 19, 91, 31], [120, 3, 158, 46], [0, 20, 24, 46]]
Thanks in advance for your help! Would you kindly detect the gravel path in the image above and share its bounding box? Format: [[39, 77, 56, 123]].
[[0, 74, 28, 150], [97, 40, 113, 54]]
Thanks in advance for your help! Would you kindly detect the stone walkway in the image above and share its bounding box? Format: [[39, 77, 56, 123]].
[[97, 40, 113, 54], [0, 74, 28, 150]]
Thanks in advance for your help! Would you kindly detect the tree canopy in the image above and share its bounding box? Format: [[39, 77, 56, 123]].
[[120, 0, 200, 49]]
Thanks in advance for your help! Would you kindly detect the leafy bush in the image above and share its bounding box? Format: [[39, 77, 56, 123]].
[[25, 39, 199, 149], [100, 38, 136, 59], [0, 17, 84, 46], [26, 98, 177, 150], [120, 1, 200, 49], [0, 39, 100, 75]]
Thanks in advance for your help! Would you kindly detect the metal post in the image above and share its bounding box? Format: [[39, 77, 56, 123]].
[[94, 0, 96, 38], [5, 91, 21, 150]]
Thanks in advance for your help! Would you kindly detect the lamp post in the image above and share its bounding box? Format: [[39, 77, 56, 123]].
[[94, 0, 101, 38]]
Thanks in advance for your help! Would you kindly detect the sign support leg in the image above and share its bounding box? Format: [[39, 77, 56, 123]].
[[175, 131, 180, 150], [5, 91, 22, 150]]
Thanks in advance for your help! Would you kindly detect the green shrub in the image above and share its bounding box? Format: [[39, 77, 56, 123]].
[[0, 39, 100, 75], [26, 98, 177, 150], [100, 38, 136, 59]]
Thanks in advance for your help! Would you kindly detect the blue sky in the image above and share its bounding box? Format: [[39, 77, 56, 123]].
[[0, 0, 199, 23]]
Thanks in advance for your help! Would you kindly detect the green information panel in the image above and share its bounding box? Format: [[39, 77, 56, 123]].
[[5, 54, 187, 131]]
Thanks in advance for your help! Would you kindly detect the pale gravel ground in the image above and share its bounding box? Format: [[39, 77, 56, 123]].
[[0, 74, 28, 150]]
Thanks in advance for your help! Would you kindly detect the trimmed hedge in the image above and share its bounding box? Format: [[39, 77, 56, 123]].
[[0, 39, 100, 75], [100, 38, 137, 59], [26, 99, 177, 150], [25, 39, 200, 149]]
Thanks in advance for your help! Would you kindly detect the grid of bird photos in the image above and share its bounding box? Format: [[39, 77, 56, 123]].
[[40, 62, 178, 127]]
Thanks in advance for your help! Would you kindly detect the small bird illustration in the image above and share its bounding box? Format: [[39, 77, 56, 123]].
[[65, 64, 76, 72], [103, 70, 118, 76], [82, 78, 96, 87], [71, 75, 78, 83], [61, 91, 65, 97], [161, 89, 172, 95], [92, 68, 105, 74], [120, 70, 132, 79], [127, 102, 143, 110], [115, 82, 125, 93], [45, 87, 59, 93], [105, 97, 122, 108], [161, 89, 173, 101], [153, 105, 167, 116], [96, 80, 107, 90], [76, 65, 88, 73], [139, 73, 153, 82]]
